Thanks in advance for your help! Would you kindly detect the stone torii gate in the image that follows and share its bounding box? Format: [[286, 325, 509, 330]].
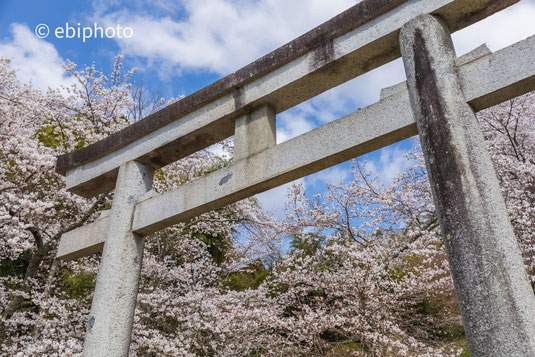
[[55, 0, 535, 355]]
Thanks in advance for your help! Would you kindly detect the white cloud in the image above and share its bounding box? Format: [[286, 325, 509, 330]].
[[272, 0, 535, 172], [92, 0, 535, 89], [452, 0, 535, 56], [306, 166, 350, 188], [290, 58, 407, 122], [286, 0, 535, 126], [272, 58, 407, 151], [276, 112, 315, 143], [93, 0, 535, 120], [366, 145, 414, 185], [255, 179, 305, 219], [89, 0, 535, 217], [0, 24, 75, 91], [206, 142, 231, 159], [95, 0, 356, 76]]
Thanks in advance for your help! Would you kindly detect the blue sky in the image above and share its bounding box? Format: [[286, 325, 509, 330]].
[[1, 0, 534, 216]]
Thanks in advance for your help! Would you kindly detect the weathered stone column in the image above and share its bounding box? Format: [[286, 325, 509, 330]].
[[400, 14, 535, 356], [234, 104, 276, 161], [83, 161, 154, 357]]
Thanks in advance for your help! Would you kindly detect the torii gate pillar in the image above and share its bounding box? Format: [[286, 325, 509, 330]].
[[83, 161, 154, 357], [400, 14, 535, 356]]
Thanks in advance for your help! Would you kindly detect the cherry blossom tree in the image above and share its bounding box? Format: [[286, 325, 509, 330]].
[[0, 56, 279, 356], [0, 55, 135, 354], [1, 53, 534, 356], [478, 94, 535, 283]]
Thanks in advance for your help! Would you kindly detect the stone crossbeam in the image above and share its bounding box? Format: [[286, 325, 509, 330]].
[[56, 0, 519, 198], [57, 34, 535, 260]]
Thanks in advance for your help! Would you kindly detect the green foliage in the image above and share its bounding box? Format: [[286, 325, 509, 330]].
[[386, 266, 408, 282], [385, 252, 425, 282], [154, 168, 166, 182], [264, 278, 289, 299], [451, 336, 470, 356], [58, 267, 95, 301], [35, 116, 92, 151], [19, 299, 39, 313], [414, 299, 442, 318], [246, 348, 269, 356], [98, 204, 112, 212], [37, 125, 62, 149], [73, 134, 87, 150], [444, 323, 466, 340], [325, 341, 363, 356], [195, 232, 230, 265], [320, 328, 350, 343], [441, 323, 468, 355], [1, 159, 18, 181], [223, 260, 269, 291], [0, 251, 31, 278], [289, 233, 324, 256]]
